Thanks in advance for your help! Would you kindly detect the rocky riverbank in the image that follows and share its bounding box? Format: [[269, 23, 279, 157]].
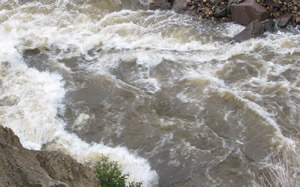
[[0, 125, 100, 187], [149, 0, 300, 42], [149, 0, 300, 33]]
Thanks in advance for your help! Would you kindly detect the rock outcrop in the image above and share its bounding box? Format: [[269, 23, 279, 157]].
[[0, 126, 100, 187]]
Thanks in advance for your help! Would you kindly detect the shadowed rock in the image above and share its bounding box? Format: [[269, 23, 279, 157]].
[[234, 19, 265, 42], [231, 0, 269, 26]]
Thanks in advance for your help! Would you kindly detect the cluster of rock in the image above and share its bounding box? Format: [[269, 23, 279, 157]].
[[149, 0, 300, 41], [0, 125, 100, 187]]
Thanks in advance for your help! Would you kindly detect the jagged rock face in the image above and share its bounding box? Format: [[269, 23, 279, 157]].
[[231, 0, 269, 25], [0, 126, 100, 187]]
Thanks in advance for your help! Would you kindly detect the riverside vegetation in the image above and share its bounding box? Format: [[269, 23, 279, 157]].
[[94, 156, 143, 187]]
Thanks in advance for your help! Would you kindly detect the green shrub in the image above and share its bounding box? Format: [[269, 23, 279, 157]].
[[94, 156, 142, 187]]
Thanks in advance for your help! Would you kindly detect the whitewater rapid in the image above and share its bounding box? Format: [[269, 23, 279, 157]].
[[0, 0, 300, 186]]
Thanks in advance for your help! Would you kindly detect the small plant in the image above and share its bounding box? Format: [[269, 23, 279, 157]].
[[94, 156, 142, 187]]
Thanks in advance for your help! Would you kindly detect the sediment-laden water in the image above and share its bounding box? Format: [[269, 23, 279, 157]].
[[0, 0, 300, 186]]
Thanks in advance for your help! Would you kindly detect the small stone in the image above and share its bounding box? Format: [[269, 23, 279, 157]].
[[214, 4, 227, 17], [269, 6, 273, 12], [273, 11, 280, 17]]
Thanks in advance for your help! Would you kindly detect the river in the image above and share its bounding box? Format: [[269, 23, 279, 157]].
[[0, 0, 300, 186]]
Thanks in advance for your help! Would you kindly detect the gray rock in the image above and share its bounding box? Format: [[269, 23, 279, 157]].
[[234, 19, 265, 42], [214, 5, 227, 18], [172, 0, 187, 13]]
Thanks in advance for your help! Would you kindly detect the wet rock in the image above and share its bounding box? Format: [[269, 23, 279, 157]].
[[172, 0, 187, 13], [276, 13, 293, 27], [231, 0, 269, 25], [262, 19, 276, 32], [234, 19, 265, 42], [214, 5, 227, 18], [149, 0, 172, 10], [0, 125, 100, 187]]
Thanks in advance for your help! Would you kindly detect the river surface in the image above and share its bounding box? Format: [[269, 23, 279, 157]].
[[0, 0, 300, 186]]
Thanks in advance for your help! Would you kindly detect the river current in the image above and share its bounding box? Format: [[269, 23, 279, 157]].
[[0, 0, 300, 186]]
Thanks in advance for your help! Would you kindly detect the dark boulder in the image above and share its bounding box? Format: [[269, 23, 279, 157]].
[[214, 5, 227, 18], [231, 0, 269, 26], [276, 13, 293, 27], [149, 0, 172, 10], [234, 19, 265, 42]]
